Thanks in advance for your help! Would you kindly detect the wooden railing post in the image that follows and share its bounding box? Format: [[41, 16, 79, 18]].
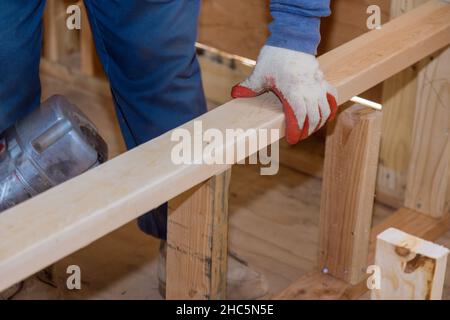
[[404, 48, 450, 217], [166, 169, 231, 300], [318, 104, 383, 284]]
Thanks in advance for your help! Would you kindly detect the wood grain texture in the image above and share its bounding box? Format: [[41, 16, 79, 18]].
[[198, 0, 271, 60], [378, 67, 419, 207], [319, 0, 390, 55], [274, 272, 351, 300], [371, 228, 449, 300], [319, 105, 382, 284], [319, 0, 450, 105], [166, 170, 231, 300], [79, 2, 102, 76], [277, 208, 450, 300], [0, 1, 449, 291], [43, 0, 79, 63], [404, 48, 450, 217], [198, 0, 390, 59], [378, 0, 434, 209]]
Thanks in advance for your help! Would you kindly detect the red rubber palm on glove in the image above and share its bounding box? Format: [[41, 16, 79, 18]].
[[231, 46, 338, 145]]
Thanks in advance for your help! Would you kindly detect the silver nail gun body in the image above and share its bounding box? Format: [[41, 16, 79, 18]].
[[0, 95, 108, 212]]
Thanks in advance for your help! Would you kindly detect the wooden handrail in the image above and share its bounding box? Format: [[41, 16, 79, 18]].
[[0, 0, 449, 291]]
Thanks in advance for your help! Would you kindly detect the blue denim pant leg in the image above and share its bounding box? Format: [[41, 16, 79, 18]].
[[83, 0, 207, 239], [0, 0, 45, 133]]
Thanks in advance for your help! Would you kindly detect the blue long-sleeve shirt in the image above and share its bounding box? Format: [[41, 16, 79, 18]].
[[267, 0, 331, 55]]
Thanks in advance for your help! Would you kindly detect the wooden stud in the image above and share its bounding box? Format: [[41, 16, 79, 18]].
[[371, 228, 449, 300], [80, 2, 98, 76], [277, 208, 450, 300], [43, 0, 78, 63], [43, 0, 61, 62], [377, 0, 437, 208], [404, 48, 450, 217], [377, 66, 419, 207], [319, 105, 383, 284], [166, 170, 231, 300]]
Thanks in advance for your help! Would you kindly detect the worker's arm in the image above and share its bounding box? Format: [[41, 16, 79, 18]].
[[232, 0, 337, 145]]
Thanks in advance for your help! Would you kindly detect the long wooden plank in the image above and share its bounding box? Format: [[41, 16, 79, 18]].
[[166, 170, 231, 300], [319, 105, 382, 284], [319, 0, 450, 104], [0, 0, 449, 291], [372, 228, 449, 300], [277, 208, 450, 300]]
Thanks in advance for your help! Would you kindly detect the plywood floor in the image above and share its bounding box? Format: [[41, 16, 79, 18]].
[[5, 68, 450, 300]]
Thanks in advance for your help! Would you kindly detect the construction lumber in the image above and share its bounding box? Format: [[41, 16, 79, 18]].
[[404, 48, 450, 217], [166, 170, 231, 300], [43, 0, 79, 63], [371, 228, 449, 300], [377, 62, 418, 208], [319, 0, 450, 105], [80, 2, 101, 76], [319, 105, 382, 284], [277, 207, 450, 300], [369, 208, 450, 262], [378, 0, 443, 208], [43, 0, 64, 62], [0, 0, 449, 292]]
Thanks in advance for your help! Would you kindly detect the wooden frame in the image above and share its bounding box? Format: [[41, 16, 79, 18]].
[[1, 0, 449, 299], [371, 228, 449, 300]]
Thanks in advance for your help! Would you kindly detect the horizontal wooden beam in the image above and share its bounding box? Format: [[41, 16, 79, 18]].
[[275, 207, 450, 300], [0, 0, 449, 291]]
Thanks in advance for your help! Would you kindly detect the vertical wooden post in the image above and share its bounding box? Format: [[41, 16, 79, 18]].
[[43, 0, 60, 62], [166, 170, 231, 300], [404, 48, 450, 217], [43, 0, 69, 63], [377, 0, 429, 208], [319, 104, 383, 284], [372, 228, 449, 300], [80, 2, 98, 76]]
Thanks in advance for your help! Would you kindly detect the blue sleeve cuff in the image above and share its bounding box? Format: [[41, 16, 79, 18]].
[[267, 0, 331, 55]]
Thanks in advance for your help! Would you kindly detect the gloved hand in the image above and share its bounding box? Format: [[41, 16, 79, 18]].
[[231, 45, 338, 145]]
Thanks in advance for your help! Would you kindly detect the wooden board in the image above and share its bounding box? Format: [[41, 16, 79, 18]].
[[378, 0, 434, 208], [166, 171, 231, 300], [319, 106, 382, 284], [0, 1, 449, 291], [372, 228, 449, 300], [277, 207, 450, 300], [404, 48, 450, 217], [43, 0, 80, 63], [198, 0, 390, 59]]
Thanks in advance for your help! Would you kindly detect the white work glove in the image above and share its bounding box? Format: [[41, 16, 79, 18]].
[[232, 45, 338, 145]]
